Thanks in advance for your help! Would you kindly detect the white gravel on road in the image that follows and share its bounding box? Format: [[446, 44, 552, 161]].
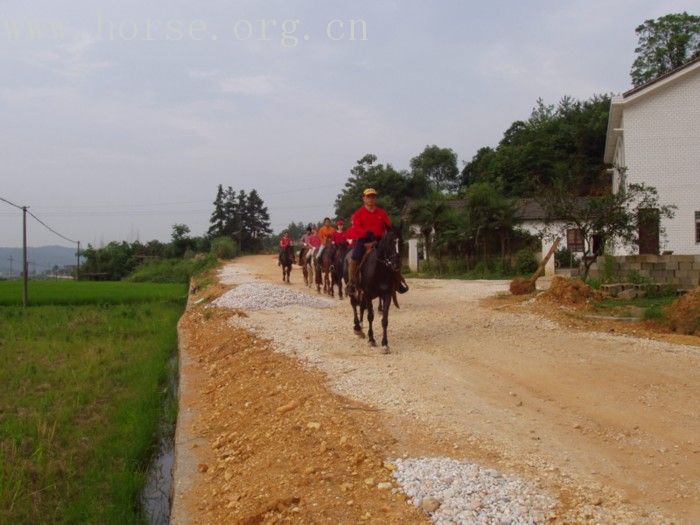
[[393, 457, 556, 525], [213, 282, 335, 310]]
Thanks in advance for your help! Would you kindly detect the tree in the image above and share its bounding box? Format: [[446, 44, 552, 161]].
[[221, 186, 240, 238], [410, 145, 459, 193], [631, 12, 700, 86], [539, 176, 676, 278], [334, 153, 430, 221], [460, 95, 611, 198], [407, 192, 453, 261], [460, 183, 518, 260], [242, 189, 272, 251], [207, 184, 227, 238], [171, 223, 191, 258]]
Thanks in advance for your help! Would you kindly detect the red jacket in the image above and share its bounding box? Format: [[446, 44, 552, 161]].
[[351, 206, 391, 239]]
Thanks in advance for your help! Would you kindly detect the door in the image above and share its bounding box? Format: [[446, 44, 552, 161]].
[[638, 208, 660, 255]]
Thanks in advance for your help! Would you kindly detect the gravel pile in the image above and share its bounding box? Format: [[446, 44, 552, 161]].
[[213, 282, 335, 310], [393, 457, 556, 525]]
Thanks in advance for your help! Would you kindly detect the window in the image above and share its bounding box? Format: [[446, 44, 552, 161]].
[[566, 228, 585, 252], [696, 211, 700, 243]]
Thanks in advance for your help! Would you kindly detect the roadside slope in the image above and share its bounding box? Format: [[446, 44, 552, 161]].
[[225, 255, 700, 524]]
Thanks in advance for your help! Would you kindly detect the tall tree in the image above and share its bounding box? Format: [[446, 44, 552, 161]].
[[243, 189, 272, 251], [409, 145, 459, 193], [631, 12, 700, 86], [207, 184, 227, 238]]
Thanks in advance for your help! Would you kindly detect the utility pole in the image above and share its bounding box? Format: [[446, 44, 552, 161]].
[[7, 256, 13, 278], [22, 206, 28, 307], [76, 241, 81, 280]]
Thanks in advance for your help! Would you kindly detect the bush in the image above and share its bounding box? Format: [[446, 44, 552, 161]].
[[513, 249, 538, 276], [555, 247, 580, 269], [125, 254, 217, 283], [211, 237, 239, 259], [601, 254, 617, 283]]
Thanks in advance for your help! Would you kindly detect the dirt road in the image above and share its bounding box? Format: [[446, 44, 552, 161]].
[[214, 255, 700, 523]]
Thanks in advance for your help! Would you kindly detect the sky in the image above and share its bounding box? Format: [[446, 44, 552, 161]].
[[1, 0, 698, 248]]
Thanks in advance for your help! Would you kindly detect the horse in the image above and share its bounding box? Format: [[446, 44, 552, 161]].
[[351, 225, 402, 354], [343, 251, 364, 334], [298, 246, 314, 287], [330, 242, 348, 299], [279, 244, 295, 283], [316, 239, 333, 295]]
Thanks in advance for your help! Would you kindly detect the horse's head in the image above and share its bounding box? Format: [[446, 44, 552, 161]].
[[378, 225, 402, 272]]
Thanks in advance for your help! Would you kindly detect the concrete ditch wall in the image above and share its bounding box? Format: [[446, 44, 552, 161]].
[[588, 255, 700, 290]]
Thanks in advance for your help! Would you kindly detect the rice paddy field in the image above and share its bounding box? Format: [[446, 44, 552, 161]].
[[0, 280, 187, 524]]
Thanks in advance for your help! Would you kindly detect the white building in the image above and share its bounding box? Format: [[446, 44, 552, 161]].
[[604, 57, 700, 255]]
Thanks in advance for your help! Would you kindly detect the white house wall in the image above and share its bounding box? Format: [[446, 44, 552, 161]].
[[617, 66, 700, 255]]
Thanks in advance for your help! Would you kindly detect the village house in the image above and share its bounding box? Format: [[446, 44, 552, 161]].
[[604, 57, 700, 256]]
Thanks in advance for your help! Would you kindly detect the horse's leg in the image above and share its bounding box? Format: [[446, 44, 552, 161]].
[[380, 293, 391, 353], [366, 299, 376, 347], [351, 297, 363, 335]]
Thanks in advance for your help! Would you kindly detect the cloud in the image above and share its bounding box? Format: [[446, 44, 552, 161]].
[[218, 75, 276, 95], [189, 70, 277, 95], [23, 30, 110, 81]]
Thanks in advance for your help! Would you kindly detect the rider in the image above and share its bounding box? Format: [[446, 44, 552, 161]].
[[298, 225, 313, 264], [332, 219, 348, 247], [307, 225, 321, 259], [278, 231, 293, 266], [346, 188, 390, 297], [317, 217, 336, 259]]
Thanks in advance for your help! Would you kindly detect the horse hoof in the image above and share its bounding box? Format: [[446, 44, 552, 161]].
[[381, 345, 390, 354], [368, 340, 377, 347]]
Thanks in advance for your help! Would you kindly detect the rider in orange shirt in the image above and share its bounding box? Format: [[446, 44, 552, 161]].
[[317, 217, 336, 259]]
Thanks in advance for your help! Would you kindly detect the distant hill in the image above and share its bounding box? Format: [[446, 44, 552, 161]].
[[0, 245, 76, 277]]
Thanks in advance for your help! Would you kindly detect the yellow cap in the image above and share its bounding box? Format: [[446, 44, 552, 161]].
[[362, 188, 378, 196]]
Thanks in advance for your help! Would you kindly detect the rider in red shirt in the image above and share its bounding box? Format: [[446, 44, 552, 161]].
[[278, 231, 293, 266], [332, 219, 348, 246], [347, 188, 392, 296]]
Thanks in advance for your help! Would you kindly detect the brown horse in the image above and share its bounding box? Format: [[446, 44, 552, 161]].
[[298, 246, 314, 287], [316, 239, 333, 294], [279, 244, 295, 283]]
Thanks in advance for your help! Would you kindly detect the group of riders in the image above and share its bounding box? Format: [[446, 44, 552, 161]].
[[277, 187, 408, 298]]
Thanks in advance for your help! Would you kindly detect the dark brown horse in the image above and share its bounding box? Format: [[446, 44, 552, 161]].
[[330, 242, 348, 299], [279, 244, 295, 283], [349, 225, 402, 353]]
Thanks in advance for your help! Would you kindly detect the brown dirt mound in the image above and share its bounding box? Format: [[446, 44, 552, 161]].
[[510, 277, 535, 295], [540, 276, 596, 306], [667, 287, 700, 335]]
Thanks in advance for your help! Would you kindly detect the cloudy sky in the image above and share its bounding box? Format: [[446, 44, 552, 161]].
[[0, 0, 697, 247]]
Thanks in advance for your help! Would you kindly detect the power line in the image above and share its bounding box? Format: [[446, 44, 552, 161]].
[[0, 195, 24, 210], [26, 210, 78, 244]]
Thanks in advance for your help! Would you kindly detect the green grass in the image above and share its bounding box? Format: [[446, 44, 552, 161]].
[[0, 281, 186, 524], [0, 280, 186, 307], [592, 295, 676, 320]]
